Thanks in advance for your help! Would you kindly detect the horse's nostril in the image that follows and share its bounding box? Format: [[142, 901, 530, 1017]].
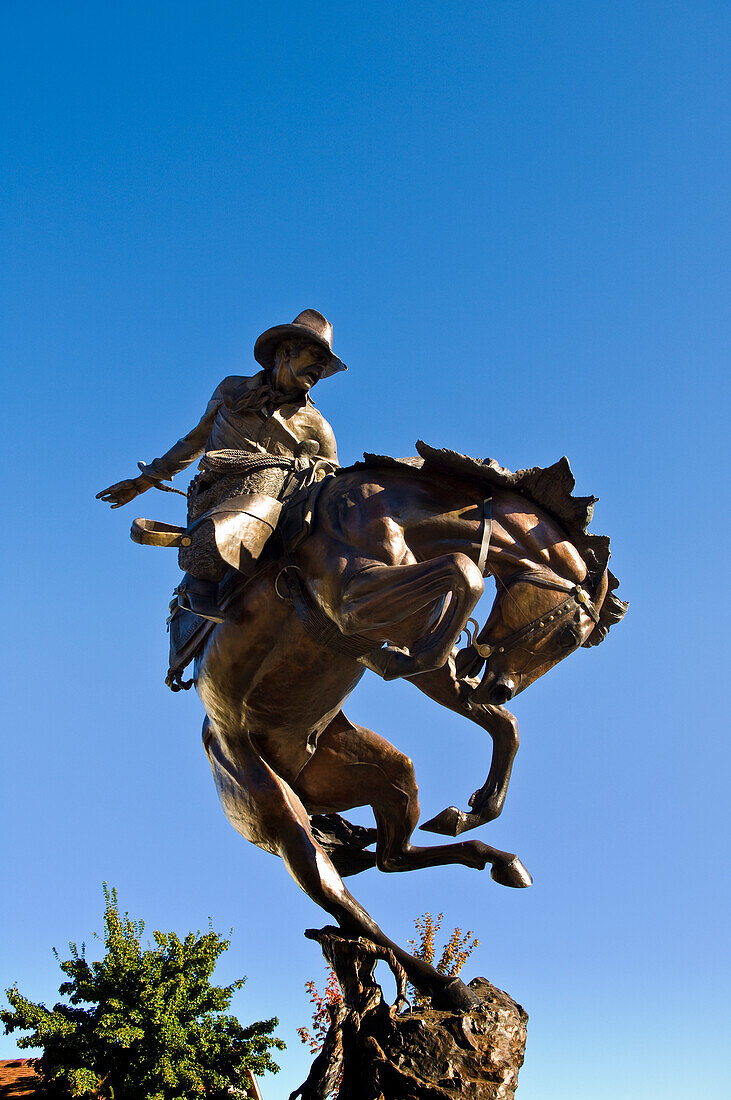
[[560, 626, 579, 648], [489, 678, 515, 705]]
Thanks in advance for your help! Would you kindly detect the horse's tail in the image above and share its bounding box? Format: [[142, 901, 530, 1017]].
[[582, 569, 628, 648]]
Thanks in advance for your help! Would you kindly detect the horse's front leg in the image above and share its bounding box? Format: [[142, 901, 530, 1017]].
[[410, 661, 520, 836], [338, 554, 484, 679]]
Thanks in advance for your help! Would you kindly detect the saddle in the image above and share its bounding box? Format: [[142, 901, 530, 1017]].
[[133, 460, 338, 690]]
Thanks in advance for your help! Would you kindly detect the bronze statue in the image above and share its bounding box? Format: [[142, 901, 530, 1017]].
[[98, 313, 626, 1015]]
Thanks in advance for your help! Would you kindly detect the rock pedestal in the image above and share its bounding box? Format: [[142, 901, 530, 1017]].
[[291, 931, 527, 1100]]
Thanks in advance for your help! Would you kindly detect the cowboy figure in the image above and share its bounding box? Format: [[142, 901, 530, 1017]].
[[97, 309, 346, 621]]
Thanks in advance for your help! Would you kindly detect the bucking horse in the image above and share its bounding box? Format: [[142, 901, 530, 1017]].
[[170, 443, 626, 1010]]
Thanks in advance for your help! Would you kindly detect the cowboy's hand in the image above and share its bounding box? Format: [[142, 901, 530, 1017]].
[[96, 474, 155, 508]]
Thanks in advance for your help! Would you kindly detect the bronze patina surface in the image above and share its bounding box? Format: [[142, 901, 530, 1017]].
[[98, 309, 342, 620], [97, 309, 342, 506], [98, 313, 626, 1014]]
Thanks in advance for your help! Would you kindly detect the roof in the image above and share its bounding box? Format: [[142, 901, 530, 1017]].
[[0, 1060, 42, 1098]]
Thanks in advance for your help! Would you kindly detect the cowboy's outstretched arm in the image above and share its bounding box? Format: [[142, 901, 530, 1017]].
[[96, 383, 224, 507]]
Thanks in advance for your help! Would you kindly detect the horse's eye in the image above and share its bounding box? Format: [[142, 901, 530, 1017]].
[[560, 626, 579, 648]]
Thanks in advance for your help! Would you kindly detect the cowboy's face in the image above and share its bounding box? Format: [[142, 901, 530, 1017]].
[[272, 342, 330, 394]]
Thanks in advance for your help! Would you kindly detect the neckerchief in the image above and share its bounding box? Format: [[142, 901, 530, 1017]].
[[224, 376, 306, 416]]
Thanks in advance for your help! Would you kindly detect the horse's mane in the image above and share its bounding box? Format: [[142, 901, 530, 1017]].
[[351, 442, 628, 646]]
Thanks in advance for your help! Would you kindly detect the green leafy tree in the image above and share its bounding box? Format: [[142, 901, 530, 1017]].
[[2, 885, 284, 1099]]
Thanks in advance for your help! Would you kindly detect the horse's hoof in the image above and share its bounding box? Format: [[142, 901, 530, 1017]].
[[431, 976, 482, 1013], [491, 856, 532, 888], [420, 806, 469, 836]]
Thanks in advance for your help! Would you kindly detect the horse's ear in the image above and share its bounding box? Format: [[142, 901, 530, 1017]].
[[583, 535, 611, 574]]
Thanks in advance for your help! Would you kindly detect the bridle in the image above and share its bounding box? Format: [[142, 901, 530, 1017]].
[[464, 569, 601, 665], [465, 496, 601, 665]]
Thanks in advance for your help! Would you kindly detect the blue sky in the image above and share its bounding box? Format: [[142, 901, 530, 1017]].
[[2, 3, 729, 1096]]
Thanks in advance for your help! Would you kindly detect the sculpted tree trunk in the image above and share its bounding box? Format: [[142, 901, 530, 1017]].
[[290, 928, 527, 1100]]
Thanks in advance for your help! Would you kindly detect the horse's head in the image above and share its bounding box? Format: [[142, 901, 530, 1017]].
[[465, 568, 610, 706]]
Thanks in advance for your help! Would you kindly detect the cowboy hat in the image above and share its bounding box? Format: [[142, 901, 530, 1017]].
[[254, 309, 347, 377]]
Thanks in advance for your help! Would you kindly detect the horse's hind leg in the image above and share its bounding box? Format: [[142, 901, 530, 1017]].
[[295, 713, 531, 889], [202, 718, 481, 1009]]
